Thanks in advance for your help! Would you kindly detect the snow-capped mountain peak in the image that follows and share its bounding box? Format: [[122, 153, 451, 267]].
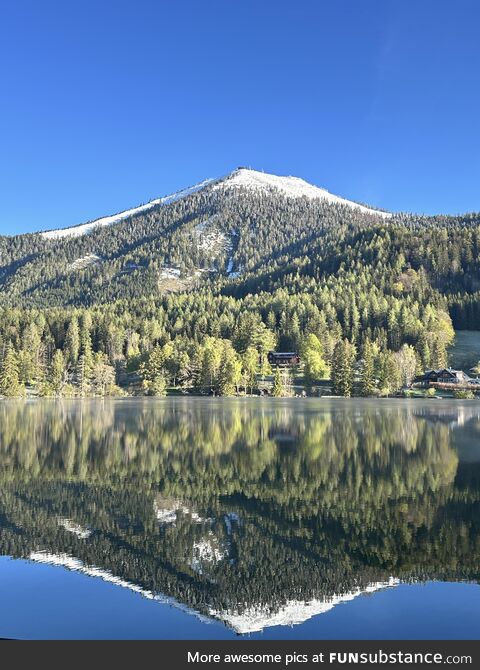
[[39, 168, 390, 240], [216, 168, 391, 218]]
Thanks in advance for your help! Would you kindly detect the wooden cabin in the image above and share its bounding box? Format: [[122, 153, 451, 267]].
[[267, 351, 300, 366], [416, 368, 472, 387]]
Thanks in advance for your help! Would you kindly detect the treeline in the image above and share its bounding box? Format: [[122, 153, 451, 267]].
[[0, 289, 454, 397]]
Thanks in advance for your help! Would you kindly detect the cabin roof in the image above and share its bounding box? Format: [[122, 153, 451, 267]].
[[423, 368, 471, 380]]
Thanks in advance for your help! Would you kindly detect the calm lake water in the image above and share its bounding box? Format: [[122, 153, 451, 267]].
[[0, 398, 479, 640]]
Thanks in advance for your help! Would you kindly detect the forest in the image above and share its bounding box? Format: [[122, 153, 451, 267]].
[[0, 183, 479, 397]]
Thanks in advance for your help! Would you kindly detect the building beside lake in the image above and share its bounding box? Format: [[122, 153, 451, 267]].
[[267, 351, 300, 367], [415, 368, 479, 390]]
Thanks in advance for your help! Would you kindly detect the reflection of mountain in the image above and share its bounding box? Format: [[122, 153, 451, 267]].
[[210, 579, 400, 634], [1, 399, 480, 633], [28, 550, 399, 633]]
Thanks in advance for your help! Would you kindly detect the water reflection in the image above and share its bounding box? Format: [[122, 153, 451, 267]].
[[0, 399, 480, 634]]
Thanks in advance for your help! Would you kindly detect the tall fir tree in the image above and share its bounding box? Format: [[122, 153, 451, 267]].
[[360, 340, 376, 397], [331, 339, 356, 397], [0, 344, 24, 397]]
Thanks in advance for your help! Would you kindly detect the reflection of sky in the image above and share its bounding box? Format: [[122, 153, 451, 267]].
[[0, 557, 479, 640], [1, 399, 480, 639]]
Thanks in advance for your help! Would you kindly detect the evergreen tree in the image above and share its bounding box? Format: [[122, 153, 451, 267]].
[[75, 354, 92, 396], [149, 373, 167, 396], [65, 316, 80, 369], [0, 344, 24, 397], [242, 346, 258, 394], [331, 339, 356, 397], [377, 351, 402, 396], [200, 338, 222, 390], [140, 345, 169, 394], [21, 322, 43, 384], [431, 337, 448, 369], [218, 342, 242, 395], [360, 340, 377, 397], [50, 349, 66, 394], [272, 368, 284, 397]]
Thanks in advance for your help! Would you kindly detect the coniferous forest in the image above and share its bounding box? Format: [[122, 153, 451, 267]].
[[1, 172, 479, 398]]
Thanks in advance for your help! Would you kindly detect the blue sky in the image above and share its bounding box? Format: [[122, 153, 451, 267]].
[[1, 0, 480, 235]]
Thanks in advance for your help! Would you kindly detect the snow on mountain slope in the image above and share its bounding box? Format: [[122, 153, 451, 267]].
[[57, 518, 92, 539], [216, 168, 392, 218], [210, 577, 399, 634], [28, 551, 212, 624], [29, 550, 399, 634], [40, 177, 217, 240], [68, 253, 101, 271], [39, 168, 390, 240]]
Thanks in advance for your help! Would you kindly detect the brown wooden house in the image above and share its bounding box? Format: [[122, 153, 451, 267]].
[[416, 368, 472, 387], [267, 351, 300, 367]]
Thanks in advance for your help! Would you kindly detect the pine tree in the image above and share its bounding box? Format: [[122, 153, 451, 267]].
[[21, 322, 43, 384], [272, 368, 284, 397], [431, 337, 448, 369], [50, 349, 66, 394], [0, 344, 24, 397], [360, 340, 376, 396], [80, 312, 94, 371], [242, 346, 258, 394], [75, 354, 92, 396], [199, 338, 222, 389], [377, 350, 402, 396], [218, 342, 242, 395], [331, 339, 356, 397], [140, 345, 169, 395], [150, 373, 167, 396], [65, 316, 80, 369]]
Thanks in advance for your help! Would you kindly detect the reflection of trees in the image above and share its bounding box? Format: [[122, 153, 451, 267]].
[[0, 400, 479, 625]]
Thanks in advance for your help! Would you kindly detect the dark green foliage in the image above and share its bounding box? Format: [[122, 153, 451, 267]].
[[0, 185, 478, 395]]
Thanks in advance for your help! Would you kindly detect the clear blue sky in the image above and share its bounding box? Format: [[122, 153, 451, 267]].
[[1, 0, 480, 235]]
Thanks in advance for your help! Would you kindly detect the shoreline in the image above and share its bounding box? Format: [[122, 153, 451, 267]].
[[1, 395, 478, 402]]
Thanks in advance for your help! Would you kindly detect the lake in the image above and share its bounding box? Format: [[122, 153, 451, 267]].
[[0, 397, 479, 640]]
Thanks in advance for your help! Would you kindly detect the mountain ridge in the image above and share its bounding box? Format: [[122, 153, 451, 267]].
[[37, 167, 391, 240]]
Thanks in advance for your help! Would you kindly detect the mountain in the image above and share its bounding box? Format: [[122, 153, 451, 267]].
[[0, 166, 480, 398], [1, 167, 398, 307], [28, 549, 399, 634], [39, 167, 391, 240]]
